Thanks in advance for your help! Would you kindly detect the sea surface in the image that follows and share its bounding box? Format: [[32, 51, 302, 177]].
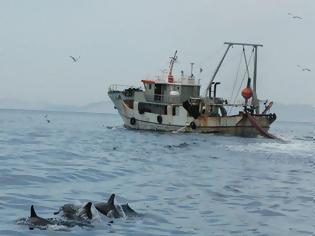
[[0, 109, 314, 236]]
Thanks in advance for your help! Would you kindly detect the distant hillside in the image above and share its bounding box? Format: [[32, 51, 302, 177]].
[[79, 101, 116, 114], [0, 99, 313, 122], [73, 101, 315, 122], [39, 100, 116, 114], [0, 98, 41, 110], [0, 99, 116, 114]]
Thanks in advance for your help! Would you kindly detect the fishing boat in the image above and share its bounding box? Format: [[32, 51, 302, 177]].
[[108, 42, 277, 138]]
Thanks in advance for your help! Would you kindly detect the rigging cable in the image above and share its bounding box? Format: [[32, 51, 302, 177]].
[[231, 47, 255, 109], [243, 46, 251, 79], [228, 49, 244, 115]]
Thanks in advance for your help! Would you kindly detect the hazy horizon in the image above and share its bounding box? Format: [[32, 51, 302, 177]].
[[0, 99, 314, 123], [0, 0, 314, 107]]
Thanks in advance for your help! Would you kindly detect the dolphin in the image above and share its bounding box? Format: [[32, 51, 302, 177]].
[[29, 205, 51, 229], [120, 203, 138, 217], [94, 194, 120, 218], [78, 202, 93, 220], [54, 203, 78, 217], [54, 202, 93, 220]]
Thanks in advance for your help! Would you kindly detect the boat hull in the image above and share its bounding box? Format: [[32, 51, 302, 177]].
[[108, 91, 273, 137]]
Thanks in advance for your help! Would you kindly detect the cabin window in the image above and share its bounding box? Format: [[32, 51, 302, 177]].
[[138, 102, 167, 115], [149, 84, 152, 89], [154, 84, 162, 101]]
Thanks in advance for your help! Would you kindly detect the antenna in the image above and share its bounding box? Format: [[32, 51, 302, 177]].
[[190, 62, 194, 78]]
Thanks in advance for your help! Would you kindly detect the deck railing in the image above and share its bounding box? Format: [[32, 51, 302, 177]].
[[108, 84, 144, 92], [108, 84, 133, 92]]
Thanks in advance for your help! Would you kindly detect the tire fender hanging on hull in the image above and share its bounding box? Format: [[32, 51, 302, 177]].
[[130, 117, 136, 125], [157, 115, 163, 124]]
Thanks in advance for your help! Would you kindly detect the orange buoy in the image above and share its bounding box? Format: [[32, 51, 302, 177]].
[[241, 87, 253, 99]]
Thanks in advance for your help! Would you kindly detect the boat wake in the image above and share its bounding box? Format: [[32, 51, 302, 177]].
[[224, 138, 314, 157]]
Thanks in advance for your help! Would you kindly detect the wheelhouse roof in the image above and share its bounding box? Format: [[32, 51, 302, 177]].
[[142, 80, 200, 87]]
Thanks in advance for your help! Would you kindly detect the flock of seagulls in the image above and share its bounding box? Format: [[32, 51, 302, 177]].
[[288, 12, 312, 73], [65, 13, 309, 73], [59, 11, 310, 100], [42, 56, 80, 124], [28, 10, 312, 128]]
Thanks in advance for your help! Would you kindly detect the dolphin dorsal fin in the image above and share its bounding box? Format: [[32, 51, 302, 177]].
[[30, 205, 37, 217], [84, 202, 92, 210], [83, 202, 93, 219], [107, 193, 115, 205]]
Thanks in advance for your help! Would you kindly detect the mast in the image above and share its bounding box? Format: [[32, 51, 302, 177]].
[[168, 51, 177, 83], [206, 42, 263, 106], [206, 44, 231, 97]]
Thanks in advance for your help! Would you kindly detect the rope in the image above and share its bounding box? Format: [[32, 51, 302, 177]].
[[228, 49, 244, 114], [172, 126, 187, 133], [243, 46, 250, 79], [246, 113, 287, 143], [231, 48, 255, 109]]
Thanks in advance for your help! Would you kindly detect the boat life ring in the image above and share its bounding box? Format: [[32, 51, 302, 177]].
[[130, 117, 136, 125], [190, 121, 197, 130], [157, 115, 163, 124]]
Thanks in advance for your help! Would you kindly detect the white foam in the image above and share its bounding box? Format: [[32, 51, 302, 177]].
[[225, 139, 315, 157]]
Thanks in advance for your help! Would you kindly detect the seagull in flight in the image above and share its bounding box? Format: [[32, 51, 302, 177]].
[[44, 114, 50, 123], [69, 56, 80, 62], [297, 65, 311, 72], [288, 13, 303, 20]]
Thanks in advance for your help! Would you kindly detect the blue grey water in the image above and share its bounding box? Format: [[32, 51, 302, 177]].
[[0, 109, 314, 236]]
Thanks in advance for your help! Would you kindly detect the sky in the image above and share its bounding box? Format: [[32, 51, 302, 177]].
[[0, 0, 314, 107]]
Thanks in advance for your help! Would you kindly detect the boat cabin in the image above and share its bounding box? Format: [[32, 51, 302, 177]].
[[142, 80, 201, 104]]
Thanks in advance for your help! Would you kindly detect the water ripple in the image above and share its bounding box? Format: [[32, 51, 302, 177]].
[[0, 110, 314, 235]]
